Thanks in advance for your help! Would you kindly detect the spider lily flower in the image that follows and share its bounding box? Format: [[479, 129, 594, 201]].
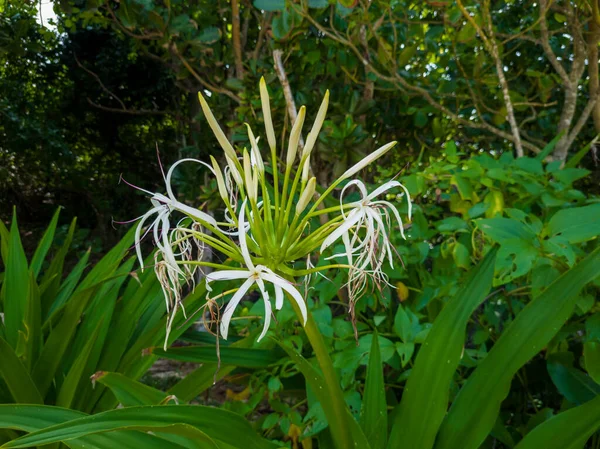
[[133, 158, 218, 272], [320, 179, 412, 271], [205, 201, 307, 341]]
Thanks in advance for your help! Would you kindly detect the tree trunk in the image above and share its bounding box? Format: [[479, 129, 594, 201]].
[[231, 0, 244, 79]]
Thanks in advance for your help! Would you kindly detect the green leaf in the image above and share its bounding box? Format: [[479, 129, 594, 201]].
[[96, 372, 173, 406], [0, 337, 43, 404], [536, 132, 565, 161], [0, 405, 196, 449], [2, 405, 278, 449], [3, 210, 30, 349], [360, 331, 387, 449], [150, 345, 283, 368], [547, 353, 600, 405], [477, 217, 536, 243], [513, 394, 600, 449], [253, 0, 285, 11], [565, 135, 599, 168], [546, 203, 600, 244], [436, 246, 600, 449], [278, 341, 371, 449], [584, 342, 600, 385], [30, 208, 61, 279], [387, 248, 496, 449]]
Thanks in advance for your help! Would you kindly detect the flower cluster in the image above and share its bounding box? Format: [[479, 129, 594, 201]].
[[129, 78, 411, 348]]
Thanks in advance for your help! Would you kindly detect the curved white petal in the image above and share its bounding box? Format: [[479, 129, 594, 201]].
[[261, 273, 307, 325], [238, 200, 254, 269], [341, 179, 368, 201], [165, 158, 216, 202], [172, 201, 217, 228], [366, 180, 402, 201], [372, 200, 406, 240], [220, 277, 255, 340], [274, 285, 284, 310], [134, 205, 164, 271], [206, 270, 252, 282], [320, 209, 364, 252], [257, 293, 272, 342]]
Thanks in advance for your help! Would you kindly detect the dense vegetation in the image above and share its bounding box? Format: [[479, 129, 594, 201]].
[[1, 0, 600, 448]]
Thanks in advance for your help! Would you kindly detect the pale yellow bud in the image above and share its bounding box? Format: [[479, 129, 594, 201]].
[[340, 141, 397, 181], [226, 155, 243, 186], [243, 149, 256, 201], [259, 77, 277, 152], [286, 106, 306, 167], [296, 177, 316, 215], [302, 90, 329, 159], [210, 156, 228, 201], [301, 157, 311, 183], [198, 92, 237, 161], [245, 124, 264, 174]]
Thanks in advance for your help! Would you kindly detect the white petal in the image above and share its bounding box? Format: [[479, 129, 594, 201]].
[[366, 180, 402, 201], [341, 179, 368, 201], [367, 208, 394, 267], [165, 158, 215, 201], [220, 277, 255, 340], [172, 201, 217, 228], [274, 285, 284, 310], [320, 209, 363, 252], [255, 277, 271, 342], [206, 270, 252, 282], [261, 273, 307, 325], [238, 200, 254, 269], [372, 200, 406, 240], [134, 205, 163, 271]]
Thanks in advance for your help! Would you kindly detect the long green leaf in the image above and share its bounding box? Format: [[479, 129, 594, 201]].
[[360, 330, 387, 449], [536, 131, 565, 161], [1, 405, 278, 449], [387, 248, 496, 449], [30, 208, 61, 279], [3, 210, 30, 349], [95, 372, 172, 406], [19, 273, 42, 370], [436, 246, 600, 449], [278, 341, 371, 449], [514, 394, 600, 449], [0, 337, 43, 404], [565, 134, 599, 168], [0, 405, 193, 449], [46, 249, 90, 319]]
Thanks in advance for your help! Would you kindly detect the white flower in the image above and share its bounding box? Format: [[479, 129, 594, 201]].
[[320, 179, 412, 274], [133, 158, 218, 272], [206, 200, 307, 341]]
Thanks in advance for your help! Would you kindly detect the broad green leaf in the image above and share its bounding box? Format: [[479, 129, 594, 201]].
[[253, 0, 284, 11], [3, 211, 30, 349], [0, 405, 193, 449], [168, 363, 236, 403], [360, 331, 387, 449], [150, 344, 284, 368], [278, 341, 371, 449], [547, 353, 600, 405], [547, 203, 600, 244], [514, 394, 600, 449], [19, 273, 42, 369], [0, 220, 9, 263], [95, 372, 172, 406], [30, 208, 61, 279], [387, 248, 496, 449], [0, 337, 43, 404], [46, 249, 90, 318], [584, 342, 600, 384], [436, 246, 600, 449], [477, 217, 536, 243], [2, 405, 278, 449]]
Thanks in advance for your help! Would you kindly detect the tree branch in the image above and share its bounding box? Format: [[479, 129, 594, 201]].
[[538, 0, 571, 86], [231, 0, 244, 78]]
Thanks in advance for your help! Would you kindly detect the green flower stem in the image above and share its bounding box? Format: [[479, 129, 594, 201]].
[[290, 264, 352, 276], [287, 288, 354, 449], [177, 260, 238, 271]]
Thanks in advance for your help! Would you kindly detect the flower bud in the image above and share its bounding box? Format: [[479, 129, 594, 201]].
[[198, 92, 238, 161], [245, 124, 264, 174], [302, 90, 329, 160], [243, 149, 256, 201], [210, 156, 228, 202], [296, 177, 316, 215], [286, 106, 306, 167], [260, 77, 277, 152], [339, 141, 397, 181]]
